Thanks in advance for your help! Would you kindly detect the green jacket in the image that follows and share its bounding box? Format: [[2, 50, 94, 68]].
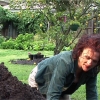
[[35, 51, 98, 100]]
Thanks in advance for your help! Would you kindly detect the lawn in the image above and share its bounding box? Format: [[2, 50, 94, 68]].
[[0, 49, 53, 83], [0, 49, 100, 100]]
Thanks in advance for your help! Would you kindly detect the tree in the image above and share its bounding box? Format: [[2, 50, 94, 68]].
[[9, 0, 100, 55]]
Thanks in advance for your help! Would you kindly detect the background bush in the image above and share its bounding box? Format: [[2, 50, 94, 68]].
[[0, 35, 6, 47], [0, 33, 56, 51]]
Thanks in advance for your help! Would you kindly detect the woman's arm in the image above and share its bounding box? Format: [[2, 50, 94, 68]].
[[86, 76, 98, 100], [47, 58, 71, 100]]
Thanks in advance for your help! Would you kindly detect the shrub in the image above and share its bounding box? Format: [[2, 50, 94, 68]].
[[0, 33, 55, 51], [33, 41, 44, 51], [14, 33, 34, 50], [1, 38, 15, 49], [44, 43, 55, 51], [0, 35, 6, 44]]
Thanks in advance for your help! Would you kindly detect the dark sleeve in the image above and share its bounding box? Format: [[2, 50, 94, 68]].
[[86, 76, 98, 100], [47, 58, 71, 100]]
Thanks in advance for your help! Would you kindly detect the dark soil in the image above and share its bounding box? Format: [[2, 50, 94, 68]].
[[10, 57, 48, 65], [0, 63, 46, 100]]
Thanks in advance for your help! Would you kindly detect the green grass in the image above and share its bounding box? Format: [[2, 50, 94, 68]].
[[0, 49, 53, 83], [0, 49, 100, 100]]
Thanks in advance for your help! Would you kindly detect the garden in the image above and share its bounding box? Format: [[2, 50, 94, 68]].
[[0, 0, 100, 100], [0, 49, 100, 100]]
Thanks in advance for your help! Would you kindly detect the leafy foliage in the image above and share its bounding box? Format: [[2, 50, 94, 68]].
[[1, 33, 34, 50], [0, 6, 48, 34], [1, 0, 100, 54], [0, 35, 6, 45], [0, 33, 55, 51], [0, 6, 18, 23], [0, 6, 7, 23], [16, 10, 48, 34]]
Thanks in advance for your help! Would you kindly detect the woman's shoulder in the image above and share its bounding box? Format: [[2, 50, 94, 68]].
[[60, 50, 73, 55], [59, 51, 73, 61]]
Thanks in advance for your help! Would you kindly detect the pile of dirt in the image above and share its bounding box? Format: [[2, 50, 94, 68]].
[[0, 63, 46, 100]]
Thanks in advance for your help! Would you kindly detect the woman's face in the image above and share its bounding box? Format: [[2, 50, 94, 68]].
[[78, 48, 100, 71]]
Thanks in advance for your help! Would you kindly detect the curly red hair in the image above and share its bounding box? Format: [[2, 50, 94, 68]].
[[72, 34, 100, 65]]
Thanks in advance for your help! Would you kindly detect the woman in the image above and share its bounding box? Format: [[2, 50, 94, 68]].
[[28, 34, 100, 100]]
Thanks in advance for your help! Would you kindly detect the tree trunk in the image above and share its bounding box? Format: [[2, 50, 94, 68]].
[[54, 48, 61, 55]]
